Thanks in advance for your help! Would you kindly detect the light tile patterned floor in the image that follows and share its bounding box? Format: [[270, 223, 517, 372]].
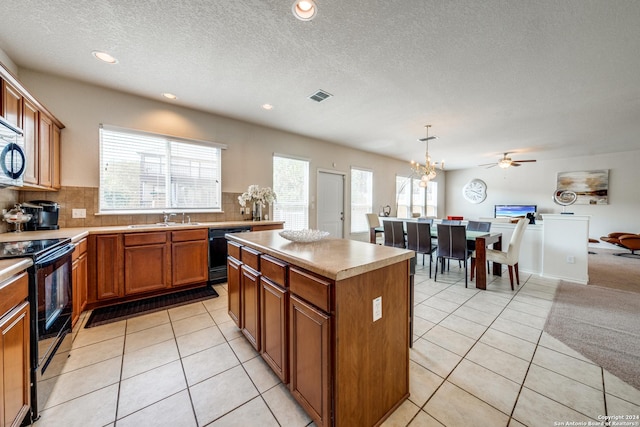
[[32, 262, 640, 427]]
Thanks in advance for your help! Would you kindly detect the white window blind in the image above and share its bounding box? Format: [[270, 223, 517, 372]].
[[412, 178, 426, 217], [99, 125, 223, 213], [273, 155, 309, 230], [350, 167, 373, 233]]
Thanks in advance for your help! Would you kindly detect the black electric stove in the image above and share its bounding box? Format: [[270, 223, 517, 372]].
[[0, 238, 71, 260]]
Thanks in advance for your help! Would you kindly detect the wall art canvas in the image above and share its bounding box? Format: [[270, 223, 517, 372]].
[[556, 169, 609, 205]]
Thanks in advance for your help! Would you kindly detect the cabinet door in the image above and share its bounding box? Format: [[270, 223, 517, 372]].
[[52, 124, 61, 189], [261, 277, 288, 383], [72, 253, 88, 327], [227, 257, 242, 327], [72, 258, 80, 327], [0, 301, 31, 427], [172, 240, 208, 287], [2, 80, 22, 127], [289, 295, 331, 427], [22, 98, 39, 185], [38, 113, 53, 188], [124, 244, 170, 295], [240, 265, 261, 351], [95, 235, 124, 300]]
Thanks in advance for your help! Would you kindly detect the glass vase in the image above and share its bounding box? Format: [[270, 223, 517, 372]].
[[252, 202, 262, 221]]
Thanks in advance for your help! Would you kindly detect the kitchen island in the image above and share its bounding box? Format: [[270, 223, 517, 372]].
[[225, 230, 414, 427]]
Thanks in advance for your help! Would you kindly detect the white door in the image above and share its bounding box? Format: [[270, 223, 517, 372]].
[[317, 171, 344, 238]]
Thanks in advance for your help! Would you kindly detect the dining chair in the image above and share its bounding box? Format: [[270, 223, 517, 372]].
[[383, 220, 406, 248], [435, 224, 470, 287], [441, 219, 461, 225], [466, 220, 492, 251], [366, 213, 384, 244], [406, 221, 437, 277], [471, 218, 528, 290]]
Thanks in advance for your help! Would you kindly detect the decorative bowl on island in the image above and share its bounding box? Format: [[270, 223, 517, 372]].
[[279, 229, 330, 243]]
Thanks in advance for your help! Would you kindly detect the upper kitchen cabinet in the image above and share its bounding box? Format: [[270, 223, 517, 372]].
[[1, 63, 64, 191]]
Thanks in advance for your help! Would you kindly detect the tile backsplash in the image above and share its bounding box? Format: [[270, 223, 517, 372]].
[[1, 186, 257, 232]]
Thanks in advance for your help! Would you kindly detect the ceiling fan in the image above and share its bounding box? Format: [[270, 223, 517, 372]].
[[479, 152, 537, 169]]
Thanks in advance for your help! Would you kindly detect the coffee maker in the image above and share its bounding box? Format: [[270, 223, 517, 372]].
[[23, 200, 60, 230]]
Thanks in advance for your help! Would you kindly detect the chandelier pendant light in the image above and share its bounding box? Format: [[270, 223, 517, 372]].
[[411, 125, 444, 187]]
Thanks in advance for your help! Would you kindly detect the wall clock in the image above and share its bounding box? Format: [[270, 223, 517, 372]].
[[463, 179, 487, 204]]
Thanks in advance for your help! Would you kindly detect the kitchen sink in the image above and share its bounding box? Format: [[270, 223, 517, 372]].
[[128, 222, 200, 228]]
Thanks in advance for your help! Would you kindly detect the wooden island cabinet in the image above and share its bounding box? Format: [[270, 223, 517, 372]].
[[226, 230, 414, 427]]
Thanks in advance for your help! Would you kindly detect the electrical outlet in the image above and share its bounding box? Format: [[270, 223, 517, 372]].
[[373, 296, 382, 322], [72, 208, 86, 219]]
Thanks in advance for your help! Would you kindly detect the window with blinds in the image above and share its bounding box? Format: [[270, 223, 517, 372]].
[[273, 155, 309, 230], [350, 167, 373, 233], [99, 125, 224, 213]]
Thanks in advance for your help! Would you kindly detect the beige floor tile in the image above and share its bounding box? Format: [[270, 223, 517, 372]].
[[422, 296, 461, 314], [203, 295, 228, 312], [261, 383, 312, 427], [605, 393, 640, 419], [453, 304, 498, 326], [508, 419, 527, 427], [438, 314, 487, 340], [507, 299, 551, 318], [209, 396, 279, 426], [34, 383, 118, 427], [433, 289, 475, 305], [124, 322, 175, 353], [62, 336, 124, 374], [465, 341, 530, 384], [72, 320, 126, 348], [243, 355, 281, 393], [603, 370, 640, 405], [523, 364, 605, 418], [190, 365, 259, 426], [42, 356, 122, 409], [209, 306, 235, 324], [423, 325, 476, 356], [181, 342, 240, 386], [532, 346, 603, 390], [512, 387, 595, 426], [424, 381, 510, 426], [217, 319, 243, 341], [414, 304, 449, 324], [412, 316, 436, 338], [408, 410, 445, 426], [171, 312, 216, 337], [410, 338, 462, 378], [462, 297, 506, 315], [409, 360, 444, 407], [489, 317, 542, 344], [228, 335, 260, 362], [176, 325, 227, 357], [125, 309, 170, 333], [116, 390, 197, 427], [499, 308, 546, 330], [117, 360, 187, 418], [449, 359, 520, 415], [212, 284, 228, 296], [168, 301, 208, 321], [381, 398, 421, 427], [512, 293, 554, 309], [480, 329, 537, 361], [538, 332, 595, 364], [121, 339, 180, 379]]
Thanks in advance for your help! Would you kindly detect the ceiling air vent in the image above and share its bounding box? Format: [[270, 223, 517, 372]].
[[308, 90, 332, 102]]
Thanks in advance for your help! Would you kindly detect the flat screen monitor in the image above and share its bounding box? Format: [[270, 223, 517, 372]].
[[494, 204, 537, 218]]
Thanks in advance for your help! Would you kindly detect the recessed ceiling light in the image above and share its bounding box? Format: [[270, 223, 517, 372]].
[[262, 104, 274, 110], [292, 0, 317, 21], [162, 93, 177, 100], [92, 50, 118, 64]]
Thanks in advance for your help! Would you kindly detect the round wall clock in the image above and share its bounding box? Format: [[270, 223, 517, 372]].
[[463, 179, 487, 204]]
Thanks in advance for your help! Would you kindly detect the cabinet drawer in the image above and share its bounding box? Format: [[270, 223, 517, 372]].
[[289, 267, 331, 313], [261, 255, 288, 288], [172, 228, 207, 242], [124, 232, 167, 246], [241, 246, 260, 271], [228, 241, 241, 260], [73, 238, 88, 260], [0, 272, 28, 318]]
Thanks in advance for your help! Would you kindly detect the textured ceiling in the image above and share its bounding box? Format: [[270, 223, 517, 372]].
[[1, 0, 639, 169]]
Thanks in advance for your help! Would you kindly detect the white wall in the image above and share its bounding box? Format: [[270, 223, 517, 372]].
[[15, 69, 445, 238], [444, 151, 640, 240]]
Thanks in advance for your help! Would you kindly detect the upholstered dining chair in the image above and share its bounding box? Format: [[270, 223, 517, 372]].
[[435, 224, 470, 287], [383, 220, 406, 248], [472, 218, 528, 290], [406, 221, 437, 277], [441, 219, 461, 225], [366, 213, 384, 244]]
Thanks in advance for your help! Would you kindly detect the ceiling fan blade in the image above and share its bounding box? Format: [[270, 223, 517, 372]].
[[511, 163, 522, 167], [513, 159, 536, 163], [478, 162, 496, 167]]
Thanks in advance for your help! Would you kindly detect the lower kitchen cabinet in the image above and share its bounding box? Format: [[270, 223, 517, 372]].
[[240, 265, 261, 351], [91, 234, 124, 302], [260, 277, 288, 383], [124, 232, 170, 296], [226, 256, 242, 327], [72, 238, 88, 327], [0, 272, 31, 427], [171, 229, 208, 287]]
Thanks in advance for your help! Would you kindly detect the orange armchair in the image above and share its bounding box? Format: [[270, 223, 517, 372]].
[[600, 232, 640, 257]]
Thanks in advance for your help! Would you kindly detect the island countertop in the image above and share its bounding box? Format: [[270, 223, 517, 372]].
[[225, 229, 414, 281]]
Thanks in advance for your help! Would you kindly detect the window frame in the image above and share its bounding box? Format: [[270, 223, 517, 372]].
[[350, 167, 374, 233]]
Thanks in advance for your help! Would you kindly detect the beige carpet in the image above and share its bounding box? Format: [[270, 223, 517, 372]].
[[588, 248, 640, 293]]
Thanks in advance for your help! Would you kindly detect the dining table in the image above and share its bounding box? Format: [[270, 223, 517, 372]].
[[372, 219, 502, 290]]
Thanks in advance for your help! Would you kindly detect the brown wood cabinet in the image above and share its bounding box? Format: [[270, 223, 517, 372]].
[[37, 113, 53, 188], [22, 98, 39, 186], [91, 234, 124, 302], [171, 229, 208, 287], [1, 80, 21, 127], [0, 272, 31, 427], [240, 264, 261, 351], [261, 277, 288, 383], [124, 232, 170, 296], [226, 255, 242, 327], [72, 238, 88, 327]]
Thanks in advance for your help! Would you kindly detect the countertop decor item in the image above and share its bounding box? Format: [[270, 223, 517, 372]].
[[238, 185, 277, 221], [279, 229, 330, 243], [3, 204, 32, 232]]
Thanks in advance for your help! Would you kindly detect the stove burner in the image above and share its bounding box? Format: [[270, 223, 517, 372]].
[[0, 238, 71, 259]]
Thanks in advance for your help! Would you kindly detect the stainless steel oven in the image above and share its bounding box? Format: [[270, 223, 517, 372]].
[[0, 238, 74, 422]]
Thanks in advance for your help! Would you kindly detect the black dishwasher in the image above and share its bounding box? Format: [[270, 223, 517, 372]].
[[209, 227, 251, 283]]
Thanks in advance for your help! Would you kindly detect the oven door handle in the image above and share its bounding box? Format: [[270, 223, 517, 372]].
[[35, 244, 75, 268]]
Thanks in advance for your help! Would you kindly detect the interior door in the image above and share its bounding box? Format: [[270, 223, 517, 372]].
[[317, 171, 344, 238]]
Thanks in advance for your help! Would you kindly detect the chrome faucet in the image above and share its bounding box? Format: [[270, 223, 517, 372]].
[[163, 212, 177, 224]]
